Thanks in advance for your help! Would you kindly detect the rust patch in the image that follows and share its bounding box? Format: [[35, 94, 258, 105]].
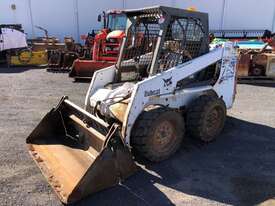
[[237, 53, 250, 77]]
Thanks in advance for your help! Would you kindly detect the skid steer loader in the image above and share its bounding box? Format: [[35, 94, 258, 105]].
[[27, 6, 238, 204]]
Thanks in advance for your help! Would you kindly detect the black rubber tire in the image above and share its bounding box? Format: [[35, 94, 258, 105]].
[[131, 106, 184, 162], [186, 95, 226, 142]]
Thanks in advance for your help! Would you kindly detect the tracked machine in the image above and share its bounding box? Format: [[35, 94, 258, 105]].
[[69, 10, 126, 80], [27, 6, 238, 204]]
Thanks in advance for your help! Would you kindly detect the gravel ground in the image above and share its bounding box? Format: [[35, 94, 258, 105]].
[[0, 67, 275, 206]]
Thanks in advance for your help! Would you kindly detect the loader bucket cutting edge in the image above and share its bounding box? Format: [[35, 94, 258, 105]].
[[26, 97, 138, 204], [69, 60, 114, 79]]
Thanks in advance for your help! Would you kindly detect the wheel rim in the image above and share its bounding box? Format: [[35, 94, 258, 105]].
[[205, 106, 223, 139], [151, 120, 177, 153]]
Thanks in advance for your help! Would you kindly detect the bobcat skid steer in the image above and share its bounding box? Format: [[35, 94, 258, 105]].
[[26, 6, 238, 204]]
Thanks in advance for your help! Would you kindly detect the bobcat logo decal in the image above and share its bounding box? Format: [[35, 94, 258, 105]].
[[163, 77, 172, 87]]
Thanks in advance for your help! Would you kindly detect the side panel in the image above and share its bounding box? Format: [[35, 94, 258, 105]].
[[122, 46, 230, 145], [84, 65, 116, 111], [122, 43, 237, 145], [214, 42, 238, 109]]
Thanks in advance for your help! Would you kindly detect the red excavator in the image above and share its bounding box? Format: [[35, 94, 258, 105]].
[[69, 10, 126, 80]]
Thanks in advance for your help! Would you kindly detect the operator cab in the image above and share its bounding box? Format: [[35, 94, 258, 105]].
[[107, 12, 127, 31], [114, 6, 215, 85], [97, 10, 127, 32]]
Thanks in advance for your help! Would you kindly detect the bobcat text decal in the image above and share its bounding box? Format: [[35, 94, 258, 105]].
[[144, 89, 160, 97]]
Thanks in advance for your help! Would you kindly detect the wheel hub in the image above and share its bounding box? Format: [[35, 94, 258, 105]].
[[153, 121, 176, 151]]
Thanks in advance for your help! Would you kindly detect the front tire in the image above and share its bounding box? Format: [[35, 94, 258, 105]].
[[186, 95, 226, 142], [131, 107, 184, 162]]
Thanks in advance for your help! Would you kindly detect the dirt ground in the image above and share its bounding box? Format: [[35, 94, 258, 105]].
[[0, 67, 275, 206]]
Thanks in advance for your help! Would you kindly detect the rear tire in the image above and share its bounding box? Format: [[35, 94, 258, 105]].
[[131, 106, 184, 162], [186, 95, 226, 142]]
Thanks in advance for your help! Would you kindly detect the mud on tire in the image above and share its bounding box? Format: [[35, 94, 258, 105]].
[[186, 95, 226, 142], [131, 106, 184, 162]]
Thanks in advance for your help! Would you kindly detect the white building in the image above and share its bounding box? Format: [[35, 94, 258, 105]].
[[1, 0, 275, 42]]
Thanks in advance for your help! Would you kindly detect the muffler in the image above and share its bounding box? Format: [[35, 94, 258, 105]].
[[26, 96, 137, 204]]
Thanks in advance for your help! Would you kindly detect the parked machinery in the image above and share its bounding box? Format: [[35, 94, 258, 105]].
[[27, 6, 238, 204], [237, 33, 275, 81], [0, 25, 48, 67], [7, 25, 67, 67], [9, 49, 48, 66], [69, 10, 126, 79], [0, 24, 26, 65], [47, 37, 83, 72], [209, 29, 275, 81], [30, 26, 66, 52]]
